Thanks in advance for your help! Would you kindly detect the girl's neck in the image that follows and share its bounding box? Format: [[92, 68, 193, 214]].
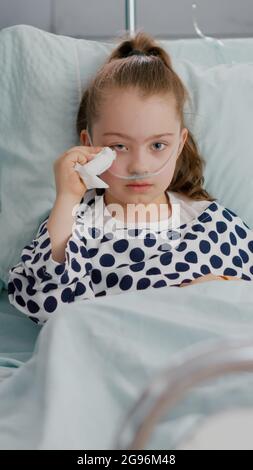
[[103, 191, 172, 224]]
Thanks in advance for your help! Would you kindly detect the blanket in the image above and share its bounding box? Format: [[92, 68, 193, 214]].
[[0, 280, 253, 449]]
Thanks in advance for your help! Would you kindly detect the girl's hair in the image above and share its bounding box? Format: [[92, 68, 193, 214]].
[[76, 30, 216, 202]]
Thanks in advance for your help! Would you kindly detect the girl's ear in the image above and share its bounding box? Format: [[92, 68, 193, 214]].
[[177, 127, 188, 156], [182, 127, 189, 149], [80, 129, 90, 146]]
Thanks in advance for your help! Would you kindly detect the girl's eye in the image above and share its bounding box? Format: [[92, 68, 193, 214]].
[[110, 144, 126, 150], [152, 142, 167, 151], [110, 142, 168, 151]]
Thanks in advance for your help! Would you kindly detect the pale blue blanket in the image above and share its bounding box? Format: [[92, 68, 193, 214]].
[[0, 280, 253, 449]]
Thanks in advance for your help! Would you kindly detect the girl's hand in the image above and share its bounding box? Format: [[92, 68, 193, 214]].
[[53, 146, 104, 200], [179, 273, 241, 287]]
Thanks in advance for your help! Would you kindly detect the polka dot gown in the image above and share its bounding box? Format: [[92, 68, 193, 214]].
[[8, 188, 253, 325]]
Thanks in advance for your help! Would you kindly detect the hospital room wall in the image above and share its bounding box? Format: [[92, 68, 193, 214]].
[[0, 0, 253, 40]]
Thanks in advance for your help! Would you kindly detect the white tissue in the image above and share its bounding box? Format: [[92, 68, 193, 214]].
[[74, 147, 117, 189]]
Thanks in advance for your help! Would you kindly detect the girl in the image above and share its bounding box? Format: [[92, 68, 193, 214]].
[[8, 31, 253, 325]]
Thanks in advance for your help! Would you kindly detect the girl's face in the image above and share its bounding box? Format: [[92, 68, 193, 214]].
[[81, 88, 188, 208]]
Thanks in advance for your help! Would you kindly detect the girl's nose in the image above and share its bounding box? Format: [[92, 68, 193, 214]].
[[127, 149, 150, 175]]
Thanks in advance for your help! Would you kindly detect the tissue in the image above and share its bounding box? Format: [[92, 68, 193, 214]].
[[74, 147, 116, 189]]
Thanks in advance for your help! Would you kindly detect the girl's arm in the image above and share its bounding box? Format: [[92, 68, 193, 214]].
[[46, 193, 81, 263], [180, 273, 241, 287], [7, 200, 95, 325], [7, 145, 103, 325], [180, 215, 253, 286], [231, 216, 253, 281], [239, 223, 253, 280]]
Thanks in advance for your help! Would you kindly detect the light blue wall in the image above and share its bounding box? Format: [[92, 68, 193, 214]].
[[1, 0, 253, 39]]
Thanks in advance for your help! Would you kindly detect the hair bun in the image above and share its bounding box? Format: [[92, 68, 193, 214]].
[[127, 49, 146, 57]]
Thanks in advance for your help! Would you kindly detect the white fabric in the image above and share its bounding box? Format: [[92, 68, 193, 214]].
[[102, 190, 211, 230], [74, 147, 116, 189]]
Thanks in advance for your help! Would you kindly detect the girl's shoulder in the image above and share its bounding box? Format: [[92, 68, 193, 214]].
[[168, 190, 215, 210], [167, 190, 214, 226], [169, 190, 252, 234]]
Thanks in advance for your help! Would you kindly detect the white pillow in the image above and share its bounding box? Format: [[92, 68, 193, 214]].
[[172, 59, 253, 228]]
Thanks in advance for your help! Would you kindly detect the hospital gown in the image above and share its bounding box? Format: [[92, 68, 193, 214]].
[[8, 188, 253, 325]]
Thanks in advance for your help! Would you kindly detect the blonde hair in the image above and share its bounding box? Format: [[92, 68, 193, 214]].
[[76, 30, 216, 202]]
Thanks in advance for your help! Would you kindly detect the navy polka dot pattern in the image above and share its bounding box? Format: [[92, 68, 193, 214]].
[[7, 189, 253, 325]]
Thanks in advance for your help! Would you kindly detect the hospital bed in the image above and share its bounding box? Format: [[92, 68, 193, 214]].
[[0, 22, 253, 450]]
